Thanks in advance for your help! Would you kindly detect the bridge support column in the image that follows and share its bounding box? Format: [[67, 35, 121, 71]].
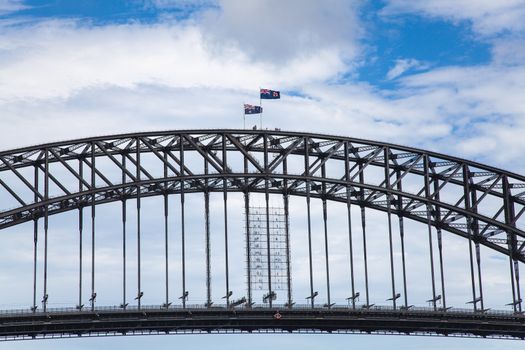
[[32, 164, 39, 313], [43, 148, 49, 313], [464, 164, 479, 312], [163, 149, 170, 309], [78, 159, 84, 311], [424, 155, 437, 311], [204, 190, 211, 307], [244, 192, 252, 307], [305, 138, 315, 308], [322, 197, 331, 308], [223, 134, 231, 308], [433, 176, 447, 311], [384, 147, 397, 309], [359, 166, 370, 307], [503, 175, 522, 312], [180, 136, 187, 308], [263, 134, 272, 308], [344, 142, 356, 309], [395, 169, 409, 309], [135, 139, 142, 309], [121, 154, 127, 310]]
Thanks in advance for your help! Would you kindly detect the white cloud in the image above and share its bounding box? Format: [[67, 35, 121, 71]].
[[386, 58, 427, 80], [382, 0, 525, 36], [0, 0, 25, 16], [0, 19, 349, 100], [0, 15, 524, 173], [200, 0, 362, 63], [491, 38, 525, 65]]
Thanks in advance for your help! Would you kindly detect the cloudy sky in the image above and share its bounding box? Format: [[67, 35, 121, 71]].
[[1, 0, 525, 349]]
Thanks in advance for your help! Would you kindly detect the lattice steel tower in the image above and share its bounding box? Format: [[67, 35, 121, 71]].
[[245, 205, 291, 306]]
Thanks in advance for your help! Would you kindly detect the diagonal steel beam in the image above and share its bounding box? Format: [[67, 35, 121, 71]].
[[94, 142, 137, 182], [36, 163, 71, 196], [141, 138, 181, 177], [268, 137, 303, 172], [183, 135, 224, 174], [226, 134, 265, 173], [81, 157, 114, 188], [0, 178, 27, 206], [48, 149, 92, 189], [0, 156, 44, 200]]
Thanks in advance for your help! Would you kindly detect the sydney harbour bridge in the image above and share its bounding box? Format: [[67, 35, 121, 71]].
[[0, 129, 525, 341]]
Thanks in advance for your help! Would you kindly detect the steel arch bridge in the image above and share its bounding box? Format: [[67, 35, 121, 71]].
[[1, 129, 525, 341]]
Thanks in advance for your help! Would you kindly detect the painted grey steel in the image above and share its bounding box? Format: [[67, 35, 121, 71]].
[[1, 129, 525, 340]]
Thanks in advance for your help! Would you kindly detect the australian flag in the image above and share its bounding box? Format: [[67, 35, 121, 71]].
[[260, 89, 280, 99], [244, 104, 263, 114]]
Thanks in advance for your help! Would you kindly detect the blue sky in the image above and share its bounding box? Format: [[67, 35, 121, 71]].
[[1, 0, 525, 349], [1, 0, 523, 171]]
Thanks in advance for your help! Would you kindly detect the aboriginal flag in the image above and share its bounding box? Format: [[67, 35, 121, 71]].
[[244, 104, 263, 114], [260, 89, 280, 99]]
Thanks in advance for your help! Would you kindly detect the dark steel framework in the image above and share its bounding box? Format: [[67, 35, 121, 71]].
[[1, 129, 525, 340]]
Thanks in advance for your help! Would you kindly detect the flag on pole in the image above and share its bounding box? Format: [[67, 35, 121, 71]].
[[244, 104, 263, 114], [260, 89, 280, 99]]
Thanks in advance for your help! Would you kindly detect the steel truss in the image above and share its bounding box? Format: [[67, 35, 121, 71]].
[[1, 129, 525, 339]]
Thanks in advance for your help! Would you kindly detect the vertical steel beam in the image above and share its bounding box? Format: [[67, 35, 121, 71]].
[[395, 169, 408, 308], [470, 188, 484, 310], [164, 150, 169, 308], [43, 149, 49, 312], [244, 149, 252, 307], [42, 148, 49, 312], [503, 175, 521, 312], [90, 143, 96, 311], [244, 191, 252, 306], [136, 138, 142, 309], [385, 147, 397, 309], [424, 154, 437, 311], [359, 165, 370, 307], [305, 138, 314, 308], [321, 163, 331, 308], [463, 163, 478, 311], [283, 157, 292, 308], [264, 133, 272, 308], [32, 164, 39, 312], [223, 134, 231, 307], [344, 142, 356, 309], [204, 159, 212, 307], [433, 177, 447, 310], [180, 135, 187, 308], [78, 158, 83, 310], [514, 261, 522, 313], [121, 154, 127, 309]]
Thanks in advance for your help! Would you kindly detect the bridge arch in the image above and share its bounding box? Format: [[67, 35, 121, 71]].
[[1, 129, 525, 340]]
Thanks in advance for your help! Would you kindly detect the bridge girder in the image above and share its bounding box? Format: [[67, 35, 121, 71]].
[[1, 130, 524, 259]]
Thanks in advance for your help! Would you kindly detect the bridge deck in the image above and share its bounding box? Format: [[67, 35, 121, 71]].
[[1, 305, 524, 341]]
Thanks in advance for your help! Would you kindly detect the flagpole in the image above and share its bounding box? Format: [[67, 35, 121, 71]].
[[243, 105, 246, 129], [259, 87, 263, 129]]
